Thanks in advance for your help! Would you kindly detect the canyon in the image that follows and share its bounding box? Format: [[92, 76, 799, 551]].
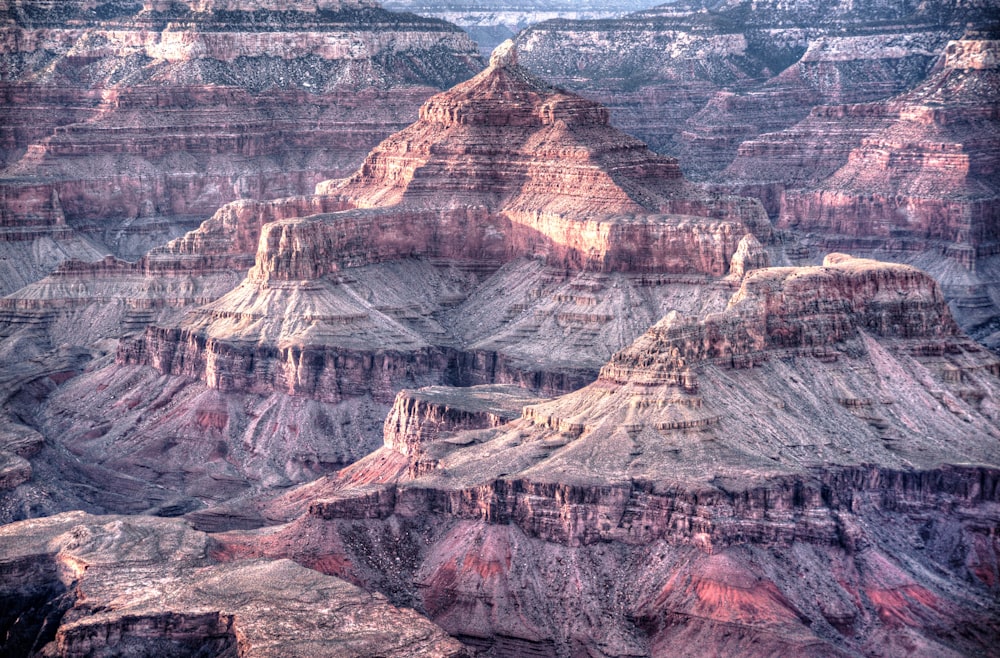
[[0, 0, 483, 293], [381, 0, 663, 55], [515, 0, 995, 179], [0, 38, 770, 526], [0, 0, 998, 655]]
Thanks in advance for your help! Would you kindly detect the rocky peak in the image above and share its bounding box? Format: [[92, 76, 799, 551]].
[[489, 38, 519, 68], [415, 37, 608, 130]]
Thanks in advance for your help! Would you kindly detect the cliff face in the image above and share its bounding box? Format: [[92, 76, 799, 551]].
[[0, 0, 483, 292], [224, 255, 1000, 656], [778, 40, 1000, 261], [0, 511, 467, 657], [515, 0, 990, 180]]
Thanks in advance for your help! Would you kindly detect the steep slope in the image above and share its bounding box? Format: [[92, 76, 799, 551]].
[[778, 40, 999, 259], [126, 40, 768, 401], [0, 0, 483, 293], [227, 254, 1000, 656]]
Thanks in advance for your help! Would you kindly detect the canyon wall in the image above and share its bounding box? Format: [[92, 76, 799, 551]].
[[515, 0, 990, 179], [216, 255, 1000, 656], [0, 0, 483, 291]]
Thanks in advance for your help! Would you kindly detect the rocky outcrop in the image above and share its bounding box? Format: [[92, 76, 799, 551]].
[[383, 384, 542, 457], [515, 0, 990, 179], [0, 0, 483, 290], [218, 256, 1000, 656], [0, 44, 767, 514], [0, 511, 467, 657]]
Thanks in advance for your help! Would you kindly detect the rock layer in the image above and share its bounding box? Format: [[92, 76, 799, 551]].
[[121, 40, 768, 406], [220, 255, 1000, 656], [0, 511, 467, 657], [0, 0, 483, 291], [778, 40, 1000, 265]]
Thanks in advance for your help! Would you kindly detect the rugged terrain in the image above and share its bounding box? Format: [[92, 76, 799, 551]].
[[0, 0, 483, 293], [0, 40, 770, 527], [6, 255, 996, 655], [216, 254, 1000, 656], [513, 2, 1000, 349], [381, 0, 662, 54], [515, 0, 995, 179], [1, 3, 999, 656], [765, 39, 1000, 350], [0, 511, 468, 656]]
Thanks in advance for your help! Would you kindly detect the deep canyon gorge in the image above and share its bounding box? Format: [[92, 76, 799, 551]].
[[1, 0, 998, 656]]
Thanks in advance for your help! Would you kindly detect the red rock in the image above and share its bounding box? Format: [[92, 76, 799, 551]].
[[778, 40, 1000, 267], [116, 40, 769, 410]]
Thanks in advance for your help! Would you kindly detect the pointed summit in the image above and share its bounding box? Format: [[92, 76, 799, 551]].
[[317, 48, 730, 218], [489, 39, 519, 69]]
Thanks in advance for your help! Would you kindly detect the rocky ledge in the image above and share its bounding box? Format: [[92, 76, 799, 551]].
[[0, 511, 467, 657]]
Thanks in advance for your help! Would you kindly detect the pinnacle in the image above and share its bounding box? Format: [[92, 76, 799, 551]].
[[489, 39, 519, 69]]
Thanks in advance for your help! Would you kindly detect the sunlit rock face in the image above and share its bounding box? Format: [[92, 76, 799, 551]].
[[777, 40, 1000, 262], [0, 0, 483, 292], [120, 40, 769, 409]]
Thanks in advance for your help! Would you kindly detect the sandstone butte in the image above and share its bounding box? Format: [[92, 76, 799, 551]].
[[768, 39, 1000, 351], [0, 15, 998, 658], [0, 0, 484, 294]]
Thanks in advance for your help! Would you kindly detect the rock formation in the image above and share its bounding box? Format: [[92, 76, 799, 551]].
[[0, 40, 769, 523], [221, 255, 1000, 656], [121, 39, 768, 405], [719, 39, 1000, 347], [777, 40, 1000, 264], [2, 6, 998, 655], [0, 0, 483, 293], [515, 0, 992, 179], [0, 511, 467, 657]]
